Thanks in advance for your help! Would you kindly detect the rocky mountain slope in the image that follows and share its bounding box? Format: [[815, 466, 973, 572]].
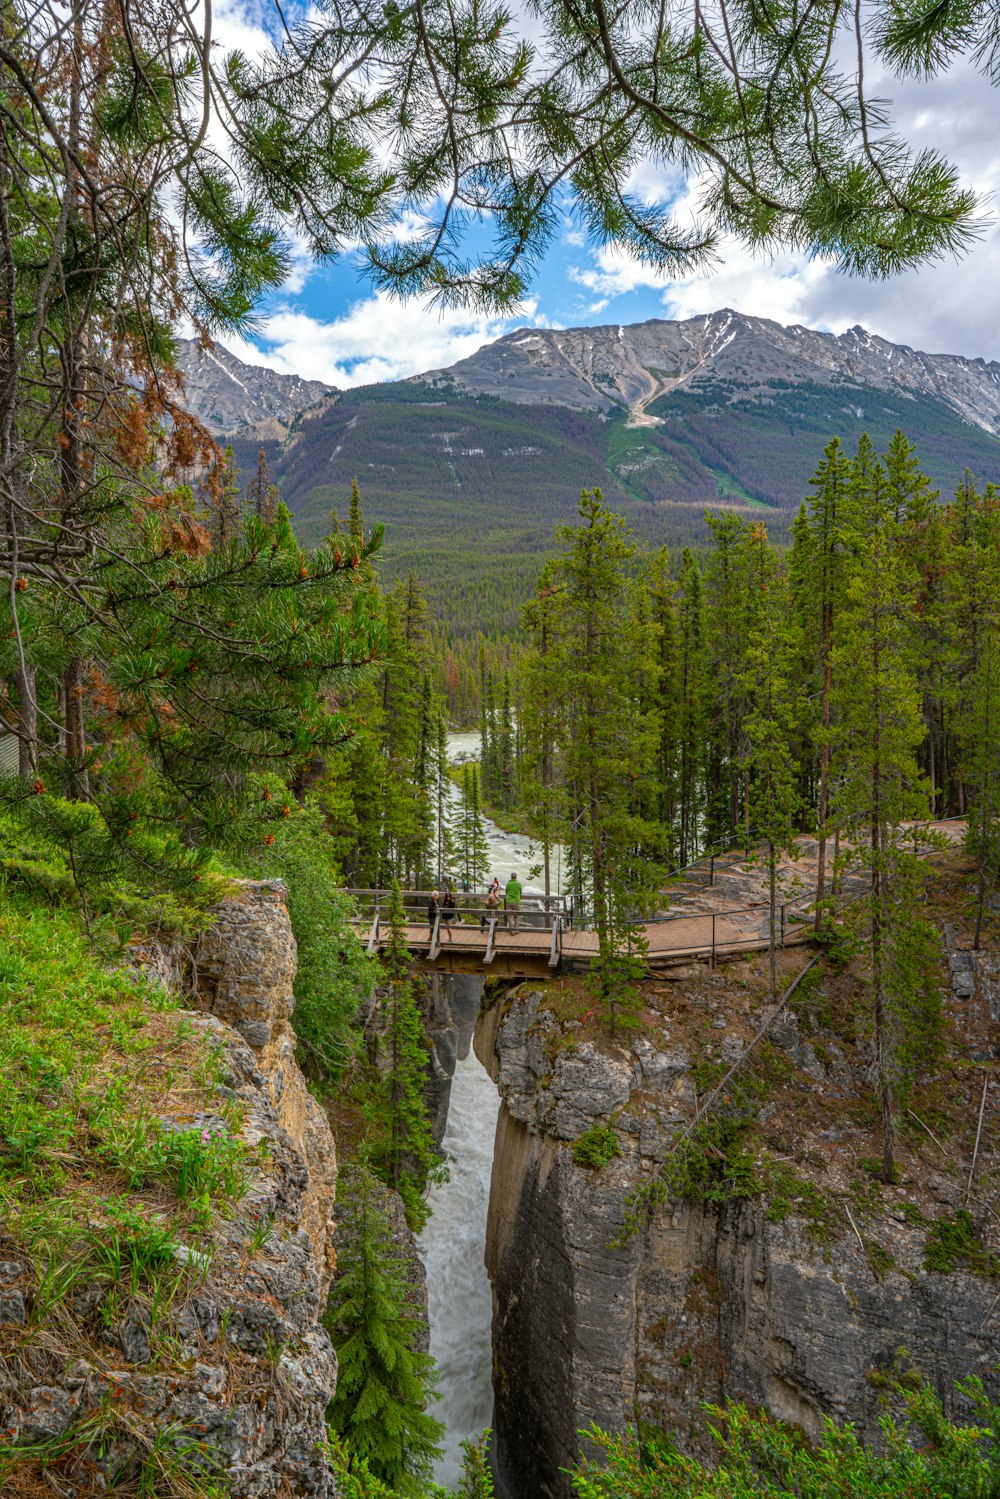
[[175, 338, 334, 438], [422, 310, 1000, 433]]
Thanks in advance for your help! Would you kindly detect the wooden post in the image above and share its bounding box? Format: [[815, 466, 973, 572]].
[[549, 916, 561, 969], [711, 912, 716, 969], [484, 915, 498, 966], [428, 911, 441, 961], [366, 912, 379, 955]]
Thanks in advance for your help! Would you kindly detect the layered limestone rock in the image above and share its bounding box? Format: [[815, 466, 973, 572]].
[[0, 880, 340, 1498], [482, 977, 1000, 1499], [194, 879, 337, 1296]]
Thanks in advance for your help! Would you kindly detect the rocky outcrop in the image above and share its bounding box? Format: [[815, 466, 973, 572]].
[[482, 977, 1000, 1499], [174, 338, 334, 438], [194, 879, 337, 1296], [0, 880, 340, 1497]]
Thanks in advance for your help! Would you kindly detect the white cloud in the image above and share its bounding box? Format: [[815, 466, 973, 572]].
[[229, 292, 547, 386], [560, 57, 1000, 361]]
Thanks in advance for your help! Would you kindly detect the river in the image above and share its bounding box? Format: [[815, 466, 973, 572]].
[[416, 732, 563, 1488]]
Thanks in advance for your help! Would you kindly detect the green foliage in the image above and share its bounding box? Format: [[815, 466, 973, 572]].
[[365, 883, 445, 1232], [0, 795, 227, 952], [568, 1376, 1000, 1498], [923, 1210, 1000, 1277], [324, 1165, 443, 1494], [572, 1124, 622, 1170], [527, 490, 665, 1034], [830, 434, 940, 1182], [239, 795, 377, 1081]]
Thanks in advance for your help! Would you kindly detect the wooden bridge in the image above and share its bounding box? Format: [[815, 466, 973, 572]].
[[348, 821, 966, 977], [350, 890, 813, 979]]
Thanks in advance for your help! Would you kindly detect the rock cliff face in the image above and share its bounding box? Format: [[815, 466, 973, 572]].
[[480, 957, 1000, 1499], [0, 881, 340, 1497], [424, 310, 1000, 432], [194, 879, 338, 1297], [174, 338, 334, 438]]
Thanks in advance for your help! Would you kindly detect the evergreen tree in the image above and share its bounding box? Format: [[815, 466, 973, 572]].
[[703, 513, 752, 845], [520, 563, 564, 899], [458, 764, 491, 888], [643, 547, 680, 850], [675, 550, 708, 865], [740, 554, 802, 1001], [498, 672, 517, 810], [324, 1164, 443, 1493], [434, 715, 457, 883], [546, 491, 662, 1035], [369, 882, 442, 1230], [831, 442, 936, 1183], [244, 448, 280, 524], [955, 483, 1000, 948], [803, 437, 851, 922]]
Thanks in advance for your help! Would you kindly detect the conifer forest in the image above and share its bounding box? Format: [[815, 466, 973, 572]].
[[2, 0, 1000, 1495]]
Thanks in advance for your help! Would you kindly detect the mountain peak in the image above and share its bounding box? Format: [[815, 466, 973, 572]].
[[174, 338, 335, 439], [418, 311, 1000, 435]]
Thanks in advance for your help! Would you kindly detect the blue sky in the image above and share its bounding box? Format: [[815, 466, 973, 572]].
[[217, 0, 1000, 388]]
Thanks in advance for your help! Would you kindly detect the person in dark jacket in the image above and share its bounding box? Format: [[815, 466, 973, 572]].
[[428, 890, 440, 933], [442, 888, 457, 937]]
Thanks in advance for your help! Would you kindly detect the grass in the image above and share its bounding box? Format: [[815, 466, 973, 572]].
[[0, 880, 266, 1493]]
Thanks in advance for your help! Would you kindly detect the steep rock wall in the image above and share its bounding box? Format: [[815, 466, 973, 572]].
[[194, 879, 337, 1298], [482, 977, 1000, 1499]]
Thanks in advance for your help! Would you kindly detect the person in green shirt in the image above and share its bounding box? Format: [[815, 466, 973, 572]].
[[504, 874, 522, 931]]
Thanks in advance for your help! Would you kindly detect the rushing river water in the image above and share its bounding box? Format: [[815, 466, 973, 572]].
[[416, 732, 564, 1487]]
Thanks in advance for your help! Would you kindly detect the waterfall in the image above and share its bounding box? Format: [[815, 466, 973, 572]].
[[417, 977, 498, 1489], [417, 731, 564, 1488]]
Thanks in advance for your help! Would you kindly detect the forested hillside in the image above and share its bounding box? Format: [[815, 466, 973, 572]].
[[221, 318, 1000, 661]]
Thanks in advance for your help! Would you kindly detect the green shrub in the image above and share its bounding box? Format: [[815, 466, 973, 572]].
[[569, 1375, 1000, 1497], [237, 795, 376, 1082], [573, 1124, 621, 1169], [924, 1209, 1000, 1276]]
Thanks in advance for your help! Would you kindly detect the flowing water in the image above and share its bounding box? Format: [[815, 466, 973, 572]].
[[416, 733, 564, 1487], [417, 981, 496, 1489]]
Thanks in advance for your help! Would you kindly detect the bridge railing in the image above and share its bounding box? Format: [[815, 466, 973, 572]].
[[346, 888, 567, 967]]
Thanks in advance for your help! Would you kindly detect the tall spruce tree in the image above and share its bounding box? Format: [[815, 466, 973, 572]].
[[831, 440, 936, 1183], [803, 437, 851, 923], [740, 549, 803, 1001], [369, 882, 441, 1230], [546, 490, 662, 1035], [521, 562, 565, 900], [458, 764, 491, 888], [675, 550, 708, 866], [324, 1164, 443, 1493]]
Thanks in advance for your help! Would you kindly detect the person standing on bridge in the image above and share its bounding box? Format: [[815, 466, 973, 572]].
[[428, 890, 439, 933], [442, 888, 456, 937], [481, 880, 500, 930], [504, 873, 522, 931]]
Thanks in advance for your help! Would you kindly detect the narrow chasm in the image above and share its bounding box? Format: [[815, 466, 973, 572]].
[[418, 975, 499, 1488]]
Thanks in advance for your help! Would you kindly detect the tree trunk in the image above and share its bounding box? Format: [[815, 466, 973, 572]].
[[16, 661, 37, 777], [64, 658, 91, 799], [814, 651, 832, 929]]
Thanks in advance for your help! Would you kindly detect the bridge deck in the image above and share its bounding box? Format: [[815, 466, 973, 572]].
[[383, 910, 811, 976]]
